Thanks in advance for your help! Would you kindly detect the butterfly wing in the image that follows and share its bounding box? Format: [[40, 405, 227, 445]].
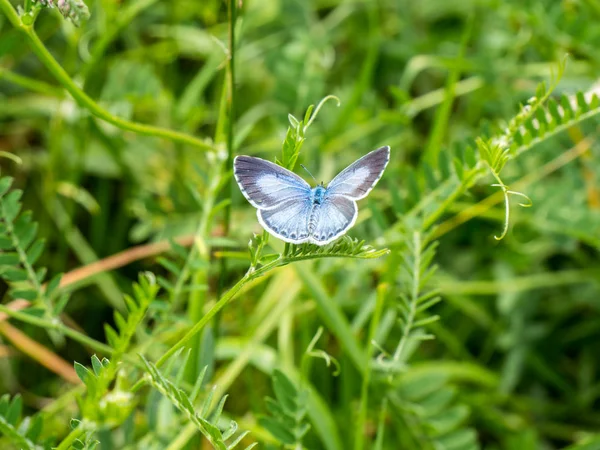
[[258, 198, 312, 244], [326, 146, 390, 200], [234, 155, 311, 209], [308, 146, 390, 245], [308, 196, 358, 245]]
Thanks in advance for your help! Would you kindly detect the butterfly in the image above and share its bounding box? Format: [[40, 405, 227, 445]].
[[233, 146, 390, 245]]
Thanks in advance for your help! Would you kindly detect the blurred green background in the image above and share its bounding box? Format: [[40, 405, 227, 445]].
[[0, 0, 600, 449]]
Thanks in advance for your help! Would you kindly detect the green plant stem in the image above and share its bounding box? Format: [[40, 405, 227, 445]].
[[422, 168, 481, 230], [54, 426, 88, 450], [373, 398, 388, 450], [0, 67, 64, 97], [79, 0, 159, 80], [354, 283, 388, 450], [0, 304, 113, 355], [439, 269, 600, 295], [156, 264, 268, 369], [43, 196, 125, 311], [422, 14, 473, 164], [295, 265, 367, 375], [0, 0, 213, 151], [156, 247, 382, 371], [224, 0, 236, 235]]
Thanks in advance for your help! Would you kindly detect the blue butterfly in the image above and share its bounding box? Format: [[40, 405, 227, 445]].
[[234, 146, 390, 245]]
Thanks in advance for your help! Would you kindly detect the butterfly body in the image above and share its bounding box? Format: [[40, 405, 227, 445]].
[[234, 146, 390, 246], [311, 185, 326, 205]]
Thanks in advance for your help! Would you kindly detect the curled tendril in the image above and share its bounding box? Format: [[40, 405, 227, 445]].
[[491, 183, 533, 240], [303, 95, 341, 132], [304, 327, 341, 376], [0, 151, 23, 165], [506, 190, 533, 207]]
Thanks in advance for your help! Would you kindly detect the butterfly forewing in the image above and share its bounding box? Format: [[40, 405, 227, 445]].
[[233, 156, 311, 209], [326, 146, 390, 200]]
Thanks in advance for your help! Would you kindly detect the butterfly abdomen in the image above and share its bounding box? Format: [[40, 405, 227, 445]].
[[308, 186, 327, 234]]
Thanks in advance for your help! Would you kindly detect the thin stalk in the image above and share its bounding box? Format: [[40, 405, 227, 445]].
[[79, 0, 159, 80], [422, 14, 473, 164], [434, 137, 594, 238], [156, 264, 266, 368], [355, 283, 388, 450], [373, 398, 388, 450], [224, 0, 237, 235], [54, 426, 88, 450], [156, 246, 382, 370], [0, 304, 113, 355], [0, 67, 64, 97], [184, 166, 222, 381], [215, 0, 238, 328], [0, 0, 213, 151]]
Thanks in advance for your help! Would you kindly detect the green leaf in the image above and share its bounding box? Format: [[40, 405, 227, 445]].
[[6, 395, 22, 425], [91, 355, 103, 376], [434, 428, 478, 449], [104, 325, 119, 348], [24, 415, 43, 441], [427, 404, 470, 434], [0, 394, 8, 415], [45, 273, 63, 299], [272, 370, 298, 414], [399, 372, 448, 402], [0, 237, 13, 249], [2, 269, 28, 282], [114, 311, 127, 332], [35, 267, 47, 283], [10, 289, 38, 301], [26, 239, 45, 265], [74, 362, 94, 386], [0, 177, 13, 197], [2, 190, 23, 223], [0, 252, 20, 265], [258, 417, 295, 445]]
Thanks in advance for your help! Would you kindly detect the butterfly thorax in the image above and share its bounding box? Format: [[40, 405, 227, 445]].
[[311, 184, 326, 205]]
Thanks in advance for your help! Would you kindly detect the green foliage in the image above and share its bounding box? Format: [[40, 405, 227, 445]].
[[156, 240, 208, 305], [277, 96, 340, 171], [390, 373, 479, 450], [259, 369, 310, 448], [1, 1, 600, 449], [388, 228, 441, 368], [0, 176, 61, 308], [0, 395, 43, 450], [75, 273, 158, 425], [510, 90, 600, 155], [140, 354, 256, 450], [103, 272, 159, 358]]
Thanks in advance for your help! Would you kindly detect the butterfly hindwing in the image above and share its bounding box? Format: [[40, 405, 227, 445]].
[[326, 146, 390, 200], [258, 198, 312, 244], [233, 156, 311, 209], [308, 195, 358, 245]]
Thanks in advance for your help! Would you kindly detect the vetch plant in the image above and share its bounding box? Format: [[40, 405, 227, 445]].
[[1, 2, 600, 449]]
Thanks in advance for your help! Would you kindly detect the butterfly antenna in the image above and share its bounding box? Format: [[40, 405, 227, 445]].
[[300, 164, 318, 183]]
